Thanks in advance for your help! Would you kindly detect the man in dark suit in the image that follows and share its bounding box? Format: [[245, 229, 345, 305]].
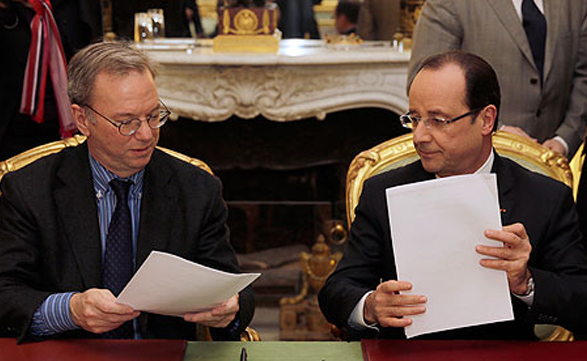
[[319, 50, 587, 340], [0, 41, 254, 342]]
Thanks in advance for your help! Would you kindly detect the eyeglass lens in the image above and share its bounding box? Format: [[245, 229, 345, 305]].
[[119, 110, 169, 135]]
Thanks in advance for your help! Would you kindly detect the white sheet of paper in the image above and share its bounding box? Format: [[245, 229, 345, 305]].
[[116, 251, 260, 316], [385, 174, 514, 338]]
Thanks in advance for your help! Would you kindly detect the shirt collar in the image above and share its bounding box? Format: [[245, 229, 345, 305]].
[[511, 0, 545, 20], [475, 150, 495, 175], [88, 153, 145, 199]]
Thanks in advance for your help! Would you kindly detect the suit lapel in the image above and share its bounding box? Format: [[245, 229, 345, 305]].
[[487, 0, 537, 72], [542, 0, 560, 84], [136, 150, 176, 269], [413, 161, 436, 183], [53, 143, 102, 288], [492, 154, 515, 226]]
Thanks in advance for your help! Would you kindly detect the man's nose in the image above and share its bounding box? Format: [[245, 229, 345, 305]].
[[133, 119, 155, 141], [412, 119, 432, 144]]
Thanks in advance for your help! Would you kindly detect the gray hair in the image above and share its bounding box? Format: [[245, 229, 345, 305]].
[[68, 41, 158, 105]]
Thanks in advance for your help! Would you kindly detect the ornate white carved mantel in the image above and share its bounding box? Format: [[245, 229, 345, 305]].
[[139, 39, 410, 122]]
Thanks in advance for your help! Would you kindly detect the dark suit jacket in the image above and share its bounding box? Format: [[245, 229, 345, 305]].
[[319, 154, 587, 340], [0, 143, 254, 342]]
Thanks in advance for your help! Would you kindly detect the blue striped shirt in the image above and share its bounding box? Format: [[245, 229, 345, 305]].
[[30, 153, 144, 337]]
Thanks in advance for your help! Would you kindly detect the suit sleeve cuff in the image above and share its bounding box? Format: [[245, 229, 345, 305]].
[[348, 291, 379, 331], [209, 312, 241, 341]]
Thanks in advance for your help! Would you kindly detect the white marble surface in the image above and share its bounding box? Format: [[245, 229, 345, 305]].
[[139, 39, 410, 121]]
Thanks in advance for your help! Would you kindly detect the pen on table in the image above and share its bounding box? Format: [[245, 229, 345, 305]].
[[240, 347, 247, 361]]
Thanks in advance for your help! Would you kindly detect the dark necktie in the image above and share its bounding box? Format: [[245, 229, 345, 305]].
[[522, 0, 547, 82], [102, 179, 134, 339]]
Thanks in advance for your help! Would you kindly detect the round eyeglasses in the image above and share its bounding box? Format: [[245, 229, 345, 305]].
[[399, 107, 483, 130], [83, 99, 171, 136]]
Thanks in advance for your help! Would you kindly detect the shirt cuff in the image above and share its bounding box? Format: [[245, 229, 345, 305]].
[[30, 292, 80, 336], [512, 276, 534, 307], [552, 136, 569, 157], [513, 291, 534, 306], [348, 291, 379, 331]]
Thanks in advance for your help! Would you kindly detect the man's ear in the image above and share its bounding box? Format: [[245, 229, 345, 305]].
[[480, 105, 497, 136], [71, 104, 90, 137]]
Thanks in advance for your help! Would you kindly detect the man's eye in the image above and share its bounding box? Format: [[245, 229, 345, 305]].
[[431, 117, 446, 124]]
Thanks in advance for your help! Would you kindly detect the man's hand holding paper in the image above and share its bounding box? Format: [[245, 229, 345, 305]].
[[364, 280, 427, 328], [477, 223, 533, 296], [184, 294, 240, 328], [70, 289, 140, 334]]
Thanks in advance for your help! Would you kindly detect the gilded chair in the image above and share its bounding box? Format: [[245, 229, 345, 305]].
[[345, 130, 574, 341], [0, 135, 259, 342], [569, 142, 585, 200]]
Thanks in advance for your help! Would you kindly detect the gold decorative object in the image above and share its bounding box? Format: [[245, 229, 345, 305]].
[[101, 0, 117, 41], [214, 3, 280, 53], [326, 220, 348, 246], [569, 142, 585, 200], [345, 133, 417, 228], [233, 9, 258, 34], [492, 131, 573, 187], [313, 0, 337, 29], [325, 33, 363, 46], [539, 325, 574, 342], [279, 235, 341, 340], [240, 326, 262, 342]]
